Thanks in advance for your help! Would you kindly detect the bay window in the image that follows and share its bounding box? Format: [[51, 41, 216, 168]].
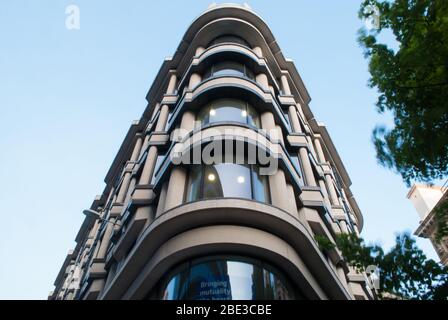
[[186, 163, 270, 204], [204, 61, 254, 80], [196, 99, 260, 128]]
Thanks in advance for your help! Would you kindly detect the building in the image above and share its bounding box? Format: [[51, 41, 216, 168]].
[[49, 3, 374, 300], [407, 183, 448, 266]]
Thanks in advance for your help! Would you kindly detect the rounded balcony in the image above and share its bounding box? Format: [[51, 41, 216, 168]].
[[101, 197, 351, 300], [167, 75, 291, 134], [154, 122, 304, 195], [177, 41, 279, 92]]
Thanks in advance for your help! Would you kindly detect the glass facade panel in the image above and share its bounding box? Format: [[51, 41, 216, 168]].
[[186, 163, 269, 203], [186, 165, 202, 202], [263, 269, 292, 300], [290, 155, 304, 186], [203, 163, 251, 199], [162, 268, 190, 300], [246, 103, 260, 127], [209, 99, 246, 124], [251, 165, 270, 203], [150, 155, 165, 185], [160, 257, 295, 300], [205, 62, 254, 81], [213, 61, 245, 78], [196, 99, 260, 128], [227, 261, 263, 300], [188, 260, 232, 300]]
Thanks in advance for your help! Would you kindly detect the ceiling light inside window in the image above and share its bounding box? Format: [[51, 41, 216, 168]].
[[208, 173, 216, 181], [237, 176, 245, 183], [210, 109, 216, 116], [241, 110, 247, 117]]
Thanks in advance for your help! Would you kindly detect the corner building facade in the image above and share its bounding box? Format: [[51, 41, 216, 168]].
[[50, 4, 374, 300]]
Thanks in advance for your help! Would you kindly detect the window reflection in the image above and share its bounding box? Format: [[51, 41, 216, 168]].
[[186, 165, 202, 202], [290, 155, 305, 186], [162, 268, 190, 300], [196, 99, 260, 128], [160, 257, 296, 300], [186, 163, 270, 204], [189, 260, 232, 300], [204, 163, 251, 199], [150, 155, 165, 185], [227, 261, 260, 300], [251, 165, 270, 203]]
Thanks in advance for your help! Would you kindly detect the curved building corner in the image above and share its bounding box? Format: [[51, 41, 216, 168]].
[[49, 4, 374, 301]]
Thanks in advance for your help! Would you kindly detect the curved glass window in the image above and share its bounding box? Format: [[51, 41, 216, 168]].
[[204, 61, 254, 80], [209, 35, 250, 48], [160, 256, 296, 300], [186, 163, 270, 204], [196, 99, 260, 128]]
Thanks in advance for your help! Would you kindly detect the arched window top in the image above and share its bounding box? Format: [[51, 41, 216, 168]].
[[208, 34, 251, 48]]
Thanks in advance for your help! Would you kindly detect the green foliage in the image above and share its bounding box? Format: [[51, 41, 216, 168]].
[[335, 232, 448, 300], [358, 0, 448, 185], [335, 233, 383, 273], [433, 199, 448, 241], [314, 235, 336, 251]]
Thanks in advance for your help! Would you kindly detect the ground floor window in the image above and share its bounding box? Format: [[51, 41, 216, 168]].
[[160, 256, 298, 300]]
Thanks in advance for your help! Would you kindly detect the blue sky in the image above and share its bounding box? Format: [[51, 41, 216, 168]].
[[0, 0, 440, 299]]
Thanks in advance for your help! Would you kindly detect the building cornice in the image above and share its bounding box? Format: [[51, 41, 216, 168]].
[[415, 190, 447, 237]]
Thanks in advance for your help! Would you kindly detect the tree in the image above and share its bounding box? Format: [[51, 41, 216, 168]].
[[332, 232, 448, 300], [358, 0, 448, 185]]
